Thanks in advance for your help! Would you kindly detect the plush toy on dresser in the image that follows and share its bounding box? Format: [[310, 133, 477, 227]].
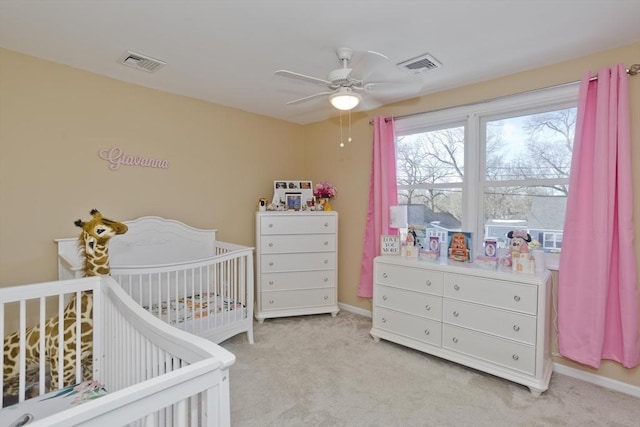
[[502, 230, 536, 273]]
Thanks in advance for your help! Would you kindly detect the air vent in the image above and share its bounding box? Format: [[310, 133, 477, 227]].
[[120, 51, 166, 73], [397, 53, 441, 75]]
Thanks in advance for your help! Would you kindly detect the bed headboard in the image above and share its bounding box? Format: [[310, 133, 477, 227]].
[[56, 216, 218, 274]]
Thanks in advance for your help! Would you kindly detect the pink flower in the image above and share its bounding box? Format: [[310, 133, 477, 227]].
[[313, 181, 337, 199]]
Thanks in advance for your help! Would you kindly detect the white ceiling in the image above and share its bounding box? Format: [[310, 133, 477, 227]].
[[1, 1, 639, 125]]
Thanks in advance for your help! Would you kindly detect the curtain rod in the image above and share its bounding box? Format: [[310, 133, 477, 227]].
[[370, 63, 640, 124]]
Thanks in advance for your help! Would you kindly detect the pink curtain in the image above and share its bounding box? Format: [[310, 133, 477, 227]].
[[558, 64, 639, 368], [357, 117, 398, 298]]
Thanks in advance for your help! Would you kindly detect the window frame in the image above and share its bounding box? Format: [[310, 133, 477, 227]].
[[394, 83, 579, 256]]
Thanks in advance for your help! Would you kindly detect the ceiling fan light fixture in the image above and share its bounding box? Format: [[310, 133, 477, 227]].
[[329, 88, 362, 110]]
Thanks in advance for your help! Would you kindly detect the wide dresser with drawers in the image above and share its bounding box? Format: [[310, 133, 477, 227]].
[[371, 255, 552, 395], [255, 211, 339, 323]]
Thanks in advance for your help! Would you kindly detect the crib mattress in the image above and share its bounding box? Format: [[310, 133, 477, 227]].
[[1, 381, 107, 427], [143, 293, 245, 329]]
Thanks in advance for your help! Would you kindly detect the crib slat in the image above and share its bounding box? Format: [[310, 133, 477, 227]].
[[18, 299, 26, 402], [39, 297, 46, 395]]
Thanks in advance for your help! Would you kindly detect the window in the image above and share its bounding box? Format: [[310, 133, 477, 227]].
[[394, 85, 578, 255]]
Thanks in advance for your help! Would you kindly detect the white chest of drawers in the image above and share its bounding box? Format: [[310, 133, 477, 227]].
[[371, 256, 552, 395], [255, 211, 340, 322]]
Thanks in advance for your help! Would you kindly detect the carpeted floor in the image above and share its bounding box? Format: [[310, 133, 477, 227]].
[[220, 311, 639, 427]]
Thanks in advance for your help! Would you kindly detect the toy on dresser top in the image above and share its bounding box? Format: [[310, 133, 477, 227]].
[[502, 230, 536, 273]]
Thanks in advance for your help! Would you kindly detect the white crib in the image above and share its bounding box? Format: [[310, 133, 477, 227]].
[[1, 275, 234, 426], [56, 216, 254, 345]]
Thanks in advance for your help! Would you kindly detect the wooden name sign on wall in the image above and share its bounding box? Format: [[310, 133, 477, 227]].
[[99, 147, 169, 171]]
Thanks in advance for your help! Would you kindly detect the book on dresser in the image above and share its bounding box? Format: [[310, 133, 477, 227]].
[[255, 211, 340, 323], [370, 255, 553, 396]]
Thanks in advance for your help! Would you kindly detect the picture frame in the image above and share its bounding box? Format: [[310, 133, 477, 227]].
[[447, 231, 473, 262], [286, 192, 302, 211], [380, 235, 401, 255], [273, 180, 313, 206]]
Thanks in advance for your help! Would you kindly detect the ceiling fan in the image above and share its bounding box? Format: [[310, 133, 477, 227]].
[[274, 47, 422, 111]]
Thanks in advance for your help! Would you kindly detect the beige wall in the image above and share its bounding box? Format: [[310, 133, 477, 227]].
[[1, 43, 639, 388]]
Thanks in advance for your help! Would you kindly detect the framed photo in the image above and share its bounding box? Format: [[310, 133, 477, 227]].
[[380, 235, 401, 255], [273, 180, 313, 206], [447, 231, 473, 262], [286, 192, 302, 211]]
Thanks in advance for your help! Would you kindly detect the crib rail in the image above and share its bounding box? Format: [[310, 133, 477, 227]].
[[1, 276, 235, 426], [113, 243, 254, 344]]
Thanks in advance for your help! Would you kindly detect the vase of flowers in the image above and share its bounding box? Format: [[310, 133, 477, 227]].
[[314, 181, 337, 211]]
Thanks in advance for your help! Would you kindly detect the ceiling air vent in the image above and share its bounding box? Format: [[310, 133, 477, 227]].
[[120, 51, 166, 73], [397, 53, 441, 75]]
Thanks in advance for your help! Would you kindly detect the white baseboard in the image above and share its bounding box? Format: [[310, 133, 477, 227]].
[[338, 302, 371, 318], [552, 362, 640, 397], [337, 304, 639, 397]]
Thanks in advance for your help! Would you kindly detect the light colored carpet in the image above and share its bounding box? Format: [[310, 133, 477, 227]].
[[220, 311, 639, 427]]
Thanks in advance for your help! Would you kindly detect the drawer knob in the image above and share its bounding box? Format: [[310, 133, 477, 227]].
[[454, 284, 460, 291], [513, 325, 520, 332], [324, 259, 329, 264], [268, 223, 273, 228], [324, 295, 328, 300], [426, 280, 431, 286], [269, 262, 274, 266], [324, 222, 329, 227], [269, 243, 274, 247], [324, 241, 329, 246], [381, 317, 387, 323], [512, 354, 519, 361], [324, 277, 329, 282], [269, 281, 274, 285], [452, 337, 458, 344], [514, 295, 521, 302], [383, 273, 388, 278], [382, 295, 388, 301], [424, 329, 430, 336], [453, 311, 459, 317], [425, 305, 431, 311], [269, 300, 274, 304]]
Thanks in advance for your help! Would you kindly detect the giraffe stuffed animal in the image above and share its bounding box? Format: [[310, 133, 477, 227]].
[[2, 209, 127, 402]]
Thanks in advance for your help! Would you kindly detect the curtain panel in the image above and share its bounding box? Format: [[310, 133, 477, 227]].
[[357, 117, 398, 298], [558, 64, 639, 368]]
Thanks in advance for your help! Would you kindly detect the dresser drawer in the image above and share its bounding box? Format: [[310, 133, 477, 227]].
[[444, 274, 537, 314], [374, 307, 442, 347], [260, 234, 336, 254], [375, 285, 442, 321], [261, 252, 335, 273], [443, 324, 535, 375], [376, 263, 443, 295], [442, 299, 536, 345], [260, 270, 335, 291], [260, 215, 336, 235], [260, 288, 335, 311]]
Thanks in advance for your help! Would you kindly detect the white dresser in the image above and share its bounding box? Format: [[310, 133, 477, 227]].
[[255, 211, 340, 322], [371, 255, 552, 395]]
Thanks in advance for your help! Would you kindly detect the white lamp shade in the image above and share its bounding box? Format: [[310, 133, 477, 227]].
[[389, 205, 408, 229], [329, 88, 362, 111]]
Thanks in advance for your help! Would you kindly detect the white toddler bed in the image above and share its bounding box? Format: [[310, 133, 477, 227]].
[[0, 275, 234, 426], [56, 216, 254, 345]]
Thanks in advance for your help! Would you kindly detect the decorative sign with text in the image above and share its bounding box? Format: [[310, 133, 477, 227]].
[[380, 235, 401, 255], [99, 147, 169, 171]]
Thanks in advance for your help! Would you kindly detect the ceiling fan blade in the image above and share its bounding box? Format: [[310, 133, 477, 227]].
[[274, 70, 332, 86], [349, 50, 394, 82], [286, 90, 336, 105]]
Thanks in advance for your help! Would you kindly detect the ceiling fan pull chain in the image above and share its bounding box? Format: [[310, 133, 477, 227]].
[[339, 111, 344, 147]]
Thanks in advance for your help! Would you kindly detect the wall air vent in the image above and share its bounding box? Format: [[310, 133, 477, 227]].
[[397, 53, 441, 75], [119, 51, 166, 73]]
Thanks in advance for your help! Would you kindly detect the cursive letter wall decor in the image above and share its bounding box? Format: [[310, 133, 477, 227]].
[[98, 147, 169, 171]]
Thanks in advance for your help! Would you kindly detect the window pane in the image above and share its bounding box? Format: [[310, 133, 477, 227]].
[[396, 125, 465, 186], [486, 108, 576, 181], [483, 186, 566, 249]]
